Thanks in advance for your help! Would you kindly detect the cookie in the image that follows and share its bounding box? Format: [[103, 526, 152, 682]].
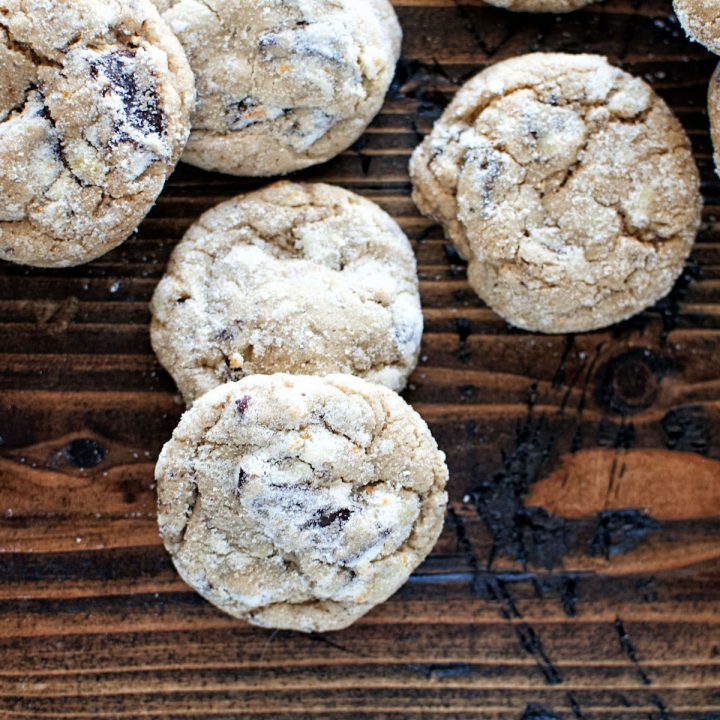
[[410, 53, 701, 334], [151, 0, 401, 176], [709, 64, 720, 176], [151, 181, 423, 404], [156, 373, 449, 632], [674, 0, 720, 54], [0, 0, 195, 268], [482, 0, 595, 13]]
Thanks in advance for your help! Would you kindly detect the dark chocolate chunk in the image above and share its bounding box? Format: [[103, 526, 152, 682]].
[[217, 327, 235, 343], [235, 395, 251, 415], [227, 96, 260, 130], [313, 507, 352, 528], [258, 33, 277, 50], [36, 100, 52, 121], [90, 49, 165, 140], [476, 155, 502, 212]]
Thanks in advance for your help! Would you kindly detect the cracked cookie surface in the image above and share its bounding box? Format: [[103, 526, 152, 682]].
[[151, 0, 401, 176], [151, 181, 423, 404], [674, 0, 720, 54], [0, 0, 195, 268], [155, 373, 449, 632], [410, 53, 701, 334]]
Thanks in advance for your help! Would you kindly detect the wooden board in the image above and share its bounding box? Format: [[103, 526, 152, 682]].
[[2, 1, 720, 717]]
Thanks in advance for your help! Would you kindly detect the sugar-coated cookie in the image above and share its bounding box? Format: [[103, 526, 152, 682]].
[[152, 0, 401, 176], [674, 0, 720, 55], [151, 182, 423, 404], [0, 0, 195, 267], [156, 374, 449, 632], [410, 53, 701, 334]]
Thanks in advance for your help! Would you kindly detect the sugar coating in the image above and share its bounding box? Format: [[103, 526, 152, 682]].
[[410, 53, 702, 334], [709, 64, 720, 177], [155, 373, 449, 633], [674, 0, 720, 54], [151, 0, 401, 176], [151, 182, 423, 405], [483, 0, 595, 12], [0, 0, 195, 268]]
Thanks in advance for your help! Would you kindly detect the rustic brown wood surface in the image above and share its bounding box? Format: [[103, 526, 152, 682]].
[[2, 0, 720, 717]]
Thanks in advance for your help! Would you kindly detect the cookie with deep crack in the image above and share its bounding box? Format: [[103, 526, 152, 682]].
[[0, 0, 195, 268], [709, 63, 720, 176], [155, 373, 449, 633], [151, 181, 423, 404], [674, 0, 720, 54], [151, 0, 401, 176], [410, 53, 701, 334], [482, 0, 596, 13]]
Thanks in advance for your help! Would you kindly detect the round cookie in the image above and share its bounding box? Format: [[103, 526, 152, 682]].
[[155, 373, 449, 633], [151, 182, 423, 404], [151, 0, 401, 176], [0, 0, 195, 268], [674, 0, 720, 55], [482, 0, 596, 13], [709, 64, 720, 176], [410, 53, 701, 334]]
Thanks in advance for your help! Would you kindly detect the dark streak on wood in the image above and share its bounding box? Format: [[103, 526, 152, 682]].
[[590, 510, 662, 559], [520, 702, 563, 720], [614, 617, 653, 687], [515, 624, 563, 686], [566, 692, 586, 720], [650, 694, 671, 720]]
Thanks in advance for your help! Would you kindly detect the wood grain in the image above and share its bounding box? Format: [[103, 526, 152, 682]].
[[2, 1, 720, 718]]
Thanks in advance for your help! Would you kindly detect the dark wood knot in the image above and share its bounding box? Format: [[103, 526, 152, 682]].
[[595, 348, 673, 414], [64, 438, 107, 469]]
